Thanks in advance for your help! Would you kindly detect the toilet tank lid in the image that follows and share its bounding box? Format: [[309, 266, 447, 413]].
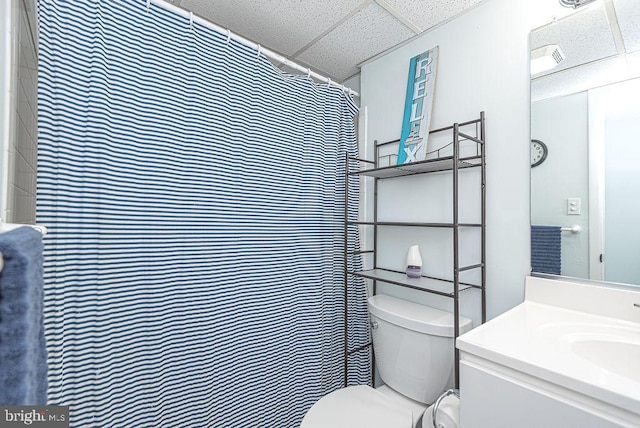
[[368, 295, 472, 337]]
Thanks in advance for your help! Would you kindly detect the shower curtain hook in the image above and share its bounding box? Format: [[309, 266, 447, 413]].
[[306, 68, 311, 79], [341, 84, 346, 94], [226, 29, 232, 44], [146, 0, 151, 12], [189, 12, 193, 30], [256, 44, 262, 59], [326, 78, 332, 88]]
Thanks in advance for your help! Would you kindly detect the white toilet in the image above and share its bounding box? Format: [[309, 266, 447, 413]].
[[301, 294, 472, 428]]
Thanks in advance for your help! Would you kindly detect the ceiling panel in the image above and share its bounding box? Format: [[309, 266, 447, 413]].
[[613, 0, 640, 53], [383, 0, 484, 32], [531, 55, 632, 102], [180, 0, 365, 56], [528, 0, 581, 31], [296, 2, 415, 81], [626, 49, 640, 72], [531, 5, 617, 78]]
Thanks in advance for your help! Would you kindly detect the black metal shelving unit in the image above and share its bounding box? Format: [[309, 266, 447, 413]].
[[344, 111, 487, 389]]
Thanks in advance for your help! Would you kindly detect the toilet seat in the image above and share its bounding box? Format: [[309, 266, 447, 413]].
[[300, 385, 414, 428]]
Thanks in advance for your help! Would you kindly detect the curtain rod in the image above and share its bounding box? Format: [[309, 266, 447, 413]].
[[149, 0, 360, 98]]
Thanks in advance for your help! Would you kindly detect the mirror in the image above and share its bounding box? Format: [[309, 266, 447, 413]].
[[530, 0, 640, 286]]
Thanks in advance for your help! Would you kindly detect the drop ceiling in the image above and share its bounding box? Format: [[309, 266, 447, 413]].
[[531, 0, 640, 100], [165, 0, 486, 82], [163, 0, 640, 95]]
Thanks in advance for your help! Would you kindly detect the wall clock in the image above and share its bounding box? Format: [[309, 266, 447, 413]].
[[531, 139, 548, 167]]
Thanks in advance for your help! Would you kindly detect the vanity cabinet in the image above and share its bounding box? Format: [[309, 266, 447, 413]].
[[457, 276, 640, 428], [343, 112, 487, 387], [460, 355, 630, 428]]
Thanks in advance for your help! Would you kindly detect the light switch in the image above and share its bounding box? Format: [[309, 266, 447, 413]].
[[567, 198, 581, 215]]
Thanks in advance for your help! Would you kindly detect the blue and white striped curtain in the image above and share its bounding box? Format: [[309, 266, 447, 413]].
[[37, 1, 370, 426]]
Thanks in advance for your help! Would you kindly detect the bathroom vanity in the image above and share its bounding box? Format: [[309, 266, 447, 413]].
[[457, 276, 640, 428]]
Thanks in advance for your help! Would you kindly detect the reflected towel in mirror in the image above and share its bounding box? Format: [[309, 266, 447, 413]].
[[531, 225, 562, 275]]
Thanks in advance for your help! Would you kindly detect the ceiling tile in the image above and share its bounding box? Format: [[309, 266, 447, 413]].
[[531, 55, 635, 102], [613, 0, 640, 53], [180, 0, 364, 56], [528, 0, 582, 31], [627, 49, 640, 72], [382, 0, 484, 32], [531, 5, 617, 78], [296, 2, 415, 81]]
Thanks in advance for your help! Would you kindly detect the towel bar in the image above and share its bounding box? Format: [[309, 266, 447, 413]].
[[560, 225, 582, 234]]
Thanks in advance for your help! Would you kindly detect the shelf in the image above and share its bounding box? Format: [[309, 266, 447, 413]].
[[350, 155, 481, 179], [348, 221, 482, 228], [343, 112, 486, 389], [348, 268, 480, 297]]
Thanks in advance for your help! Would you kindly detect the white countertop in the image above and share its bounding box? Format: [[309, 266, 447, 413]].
[[457, 277, 640, 416]]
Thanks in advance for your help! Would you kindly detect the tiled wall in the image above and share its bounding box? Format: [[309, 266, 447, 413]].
[[2, 0, 38, 224]]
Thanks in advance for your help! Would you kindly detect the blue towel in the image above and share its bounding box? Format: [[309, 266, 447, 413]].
[[0, 226, 47, 405], [531, 225, 562, 275]]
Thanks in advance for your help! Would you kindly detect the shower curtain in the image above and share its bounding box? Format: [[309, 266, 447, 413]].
[[37, 1, 369, 426]]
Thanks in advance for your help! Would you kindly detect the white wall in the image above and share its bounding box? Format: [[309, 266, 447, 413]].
[[590, 78, 640, 285], [0, 0, 38, 224], [360, 0, 530, 321], [0, 0, 12, 220], [531, 92, 590, 278], [342, 74, 361, 97]]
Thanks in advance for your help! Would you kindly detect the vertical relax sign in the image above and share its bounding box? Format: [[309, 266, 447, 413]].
[[396, 47, 439, 165]]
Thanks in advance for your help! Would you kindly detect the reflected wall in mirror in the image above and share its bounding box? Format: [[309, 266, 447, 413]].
[[530, 0, 640, 286]]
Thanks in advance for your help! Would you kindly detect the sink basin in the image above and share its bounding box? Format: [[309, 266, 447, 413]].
[[571, 340, 640, 382], [537, 321, 640, 382]]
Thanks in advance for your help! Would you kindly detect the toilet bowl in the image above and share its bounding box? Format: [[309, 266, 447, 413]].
[[301, 385, 413, 428], [301, 295, 472, 428]]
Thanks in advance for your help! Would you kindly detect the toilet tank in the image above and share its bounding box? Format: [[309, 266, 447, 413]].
[[368, 295, 472, 405]]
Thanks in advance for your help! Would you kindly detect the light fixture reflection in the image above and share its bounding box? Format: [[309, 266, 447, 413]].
[[559, 0, 599, 9], [531, 45, 566, 75]]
